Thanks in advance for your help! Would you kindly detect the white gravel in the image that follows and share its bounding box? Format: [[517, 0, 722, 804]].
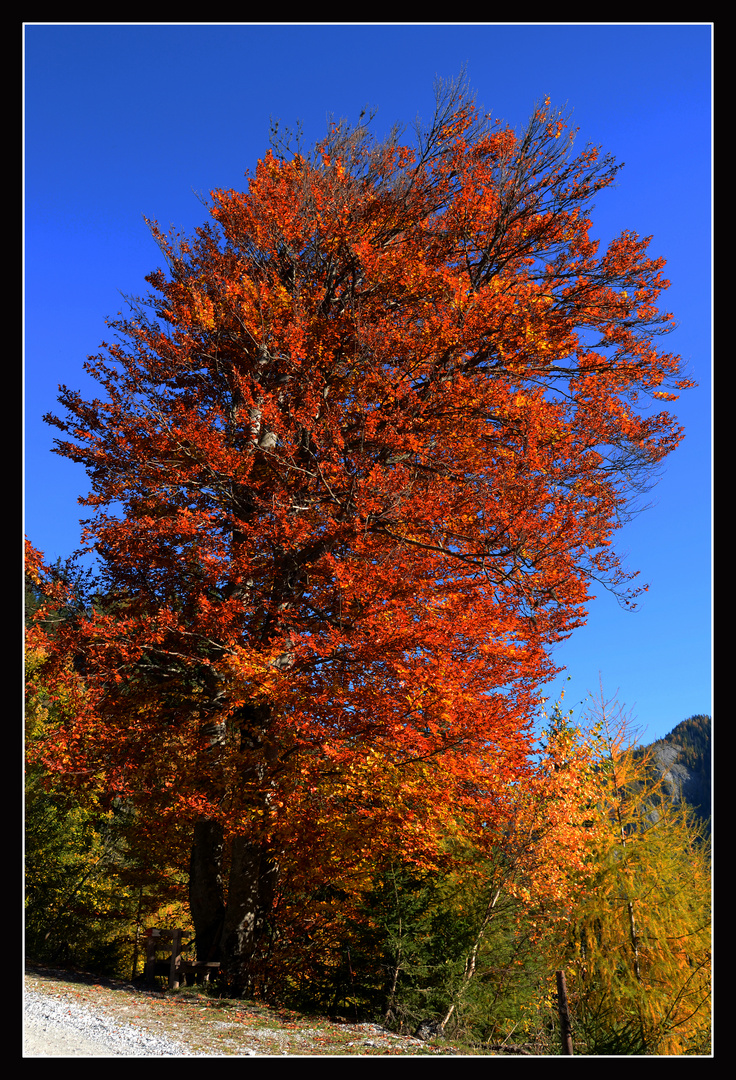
[[23, 989, 196, 1057]]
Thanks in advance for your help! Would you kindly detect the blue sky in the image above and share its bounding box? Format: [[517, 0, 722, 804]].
[[23, 23, 712, 744]]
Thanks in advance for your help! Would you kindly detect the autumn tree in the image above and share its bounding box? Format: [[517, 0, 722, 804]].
[[25, 544, 192, 977], [554, 691, 711, 1055], [364, 696, 607, 1047], [32, 75, 692, 996]]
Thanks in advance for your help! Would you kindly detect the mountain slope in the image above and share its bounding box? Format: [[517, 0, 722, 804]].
[[637, 714, 711, 826]]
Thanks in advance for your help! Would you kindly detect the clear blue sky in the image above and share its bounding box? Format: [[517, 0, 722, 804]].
[[23, 23, 712, 745]]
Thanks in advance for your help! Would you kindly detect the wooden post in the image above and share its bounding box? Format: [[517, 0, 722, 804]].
[[170, 928, 183, 989], [144, 928, 188, 989], [556, 970, 574, 1055], [144, 928, 160, 986]]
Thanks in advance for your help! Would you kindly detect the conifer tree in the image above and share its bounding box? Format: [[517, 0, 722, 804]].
[[560, 690, 711, 1055]]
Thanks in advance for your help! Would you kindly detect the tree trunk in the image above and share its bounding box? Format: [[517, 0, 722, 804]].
[[189, 819, 226, 963], [219, 699, 280, 997], [221, 835, 278, 996]]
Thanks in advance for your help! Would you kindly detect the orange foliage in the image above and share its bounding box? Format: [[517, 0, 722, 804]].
[[31, 82, 690, 987]]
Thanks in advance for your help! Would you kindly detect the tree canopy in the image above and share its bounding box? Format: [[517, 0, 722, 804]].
[[29, 77, 692, 996]]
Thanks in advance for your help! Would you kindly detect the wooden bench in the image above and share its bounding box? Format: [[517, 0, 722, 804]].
[[144, 928, 221, 989]]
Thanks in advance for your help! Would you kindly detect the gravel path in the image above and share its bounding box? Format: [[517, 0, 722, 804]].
[[24, 989, 197, 1057]]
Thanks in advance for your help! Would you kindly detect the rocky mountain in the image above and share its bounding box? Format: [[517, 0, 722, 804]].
[[636, 714, 711, 828]]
